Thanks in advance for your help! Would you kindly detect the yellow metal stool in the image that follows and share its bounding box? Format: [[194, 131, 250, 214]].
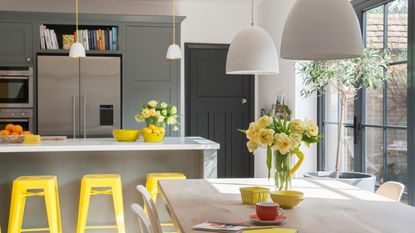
[[145, 173, 186, 229], [145, 173, 186, 203], [8, 176, 62, 233], [76, 174, 125, 233]]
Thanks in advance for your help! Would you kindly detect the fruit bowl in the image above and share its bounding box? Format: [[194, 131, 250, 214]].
[[0, 135, 25, 144], [143, 132, 165, 142], [112, 129, 140, 142], [240, 186, 270, 205], [270, 191, 304, 209]]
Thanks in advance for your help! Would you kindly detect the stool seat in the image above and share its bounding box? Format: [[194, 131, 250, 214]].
[[8, 176, 62, 233], [146, 173, 186, 203], [76, 174, 125, 233]]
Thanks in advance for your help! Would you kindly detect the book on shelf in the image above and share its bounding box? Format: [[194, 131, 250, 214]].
[[62, 35, 74, 50], [40, 24, 59, 50], [39, 25, 118, 51]]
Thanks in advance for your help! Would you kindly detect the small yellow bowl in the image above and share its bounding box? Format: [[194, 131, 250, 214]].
[[270, 191, 304, 209], [240, 186, 270, 205], [113, 129, 140, 142], [143, 132, 165, 142]]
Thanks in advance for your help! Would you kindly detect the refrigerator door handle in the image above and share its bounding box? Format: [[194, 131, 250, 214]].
[[73, 95, 76, 138], [83, 95, 87, 138]]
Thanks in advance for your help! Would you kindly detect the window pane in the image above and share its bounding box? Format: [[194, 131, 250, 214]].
[[365, 87, 384, 125], [387, 64, 407, 126], [324, 124, 354, 171], [365, 6, 384, 48], [387, 129, 407, 186], [325, 83, 339, 123], [387, 0, 408, 63], [325, 83, 354, 124], [366, 127, 384, 185]]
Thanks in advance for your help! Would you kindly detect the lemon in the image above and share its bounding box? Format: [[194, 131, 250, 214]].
[[159, 128, 165, 133], [143, 128, 152, 134], [153, 129, 161, 134], [148, 124, 157, 130]]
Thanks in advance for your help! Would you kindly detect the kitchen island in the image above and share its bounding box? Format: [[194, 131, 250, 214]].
[[0, 137, 219, 233]]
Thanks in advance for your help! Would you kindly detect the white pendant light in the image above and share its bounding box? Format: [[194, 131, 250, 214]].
[[226, 0, 279, 75], [280, 0, 363, 60], [69, 0, 86, 58], [166, 0, 182, 60]]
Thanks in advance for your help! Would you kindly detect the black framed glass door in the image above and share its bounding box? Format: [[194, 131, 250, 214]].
[[320, 0, 410, 203]]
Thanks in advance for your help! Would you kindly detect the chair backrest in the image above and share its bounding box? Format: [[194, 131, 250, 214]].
[[375, 181, 405, 202], [136, 185, 163, 233], [131, 203, 153, 233]]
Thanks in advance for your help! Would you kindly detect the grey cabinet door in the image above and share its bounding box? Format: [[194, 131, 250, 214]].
[[0, 23, 32, 65], [123, 26, 180, 134]]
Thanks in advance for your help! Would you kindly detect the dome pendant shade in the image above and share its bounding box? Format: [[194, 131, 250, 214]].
[[281, 0, 363, 60], [69, 42, 86, 58], [166, 44, 182, 60], [226, 26, 279, 75]]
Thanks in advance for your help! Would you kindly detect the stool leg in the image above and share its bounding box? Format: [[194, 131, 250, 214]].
[[8, 185, 26, 233], [44, 185, 61, 233], [54, 181, 62, 233], [76, 181, 91, 233], [111, 182, 126, 233]]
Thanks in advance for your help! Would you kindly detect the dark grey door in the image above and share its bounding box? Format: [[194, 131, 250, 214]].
[[185, 43, 254, 178]]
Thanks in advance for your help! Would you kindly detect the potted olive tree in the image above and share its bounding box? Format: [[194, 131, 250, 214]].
[[299, 49, 388, 192]]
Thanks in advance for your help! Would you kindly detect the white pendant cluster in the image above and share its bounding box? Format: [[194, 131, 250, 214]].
[[226, 0, 363, 76]]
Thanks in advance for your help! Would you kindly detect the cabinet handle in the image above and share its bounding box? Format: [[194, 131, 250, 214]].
[[73, 95, 76, 138], [83, 95, 87, 138], [26, 58, 31, 62]]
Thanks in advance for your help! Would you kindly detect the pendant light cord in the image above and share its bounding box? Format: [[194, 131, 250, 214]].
[[173, 0, 176, 45], [76, 0, 79, 42], [251, 0, 254, 26]]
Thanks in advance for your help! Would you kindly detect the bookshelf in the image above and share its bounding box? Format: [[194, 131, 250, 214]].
[[39, 24, 119, 52]]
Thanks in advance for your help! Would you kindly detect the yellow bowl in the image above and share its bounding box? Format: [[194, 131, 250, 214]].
[[270, 191, 304, 209], [112, 129, 140, 142], [143, 132, 165, 142], [240, 187, 270, 205]]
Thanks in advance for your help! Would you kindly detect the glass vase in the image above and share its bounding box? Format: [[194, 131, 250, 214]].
[[274, 151, 291, 191]]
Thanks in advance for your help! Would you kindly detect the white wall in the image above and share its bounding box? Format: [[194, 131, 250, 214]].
[[0, 0, 253, 135], [255, 0, 317, 178]]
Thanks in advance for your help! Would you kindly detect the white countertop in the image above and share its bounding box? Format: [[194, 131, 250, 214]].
[[0, 137, 220, 153]]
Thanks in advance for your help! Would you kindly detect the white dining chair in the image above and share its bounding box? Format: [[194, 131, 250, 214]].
[[375, 181, 405, 202], [136, 185, 164, 233], [131, 203, 153, 233]]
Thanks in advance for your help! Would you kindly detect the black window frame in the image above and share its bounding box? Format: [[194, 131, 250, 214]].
[[317, 0, 413, 205]]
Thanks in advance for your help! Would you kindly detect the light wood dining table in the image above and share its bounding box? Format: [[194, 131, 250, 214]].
[[158, 178, 415, 233]]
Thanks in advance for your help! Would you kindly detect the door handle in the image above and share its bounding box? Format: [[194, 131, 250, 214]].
[[241, 98, 248, 104], [73, 95, 76, 138], [83, 95, 87, 138]]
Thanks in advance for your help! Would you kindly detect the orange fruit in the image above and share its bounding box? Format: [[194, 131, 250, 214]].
[[13, 125, 23, 134], [0, 130, 10, 136], [142, 128, 152, 134], [22, 131, 31, 135], [5, 124, 14, 131]]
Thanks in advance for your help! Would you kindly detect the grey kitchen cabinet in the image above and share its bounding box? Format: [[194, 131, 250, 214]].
[[0, 22, 32, 65], [123, 26, 180, 135]]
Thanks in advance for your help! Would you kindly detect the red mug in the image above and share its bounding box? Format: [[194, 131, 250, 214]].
[[256, 202, 284, 221]]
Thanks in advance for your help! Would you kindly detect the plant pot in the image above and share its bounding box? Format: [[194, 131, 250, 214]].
[[304, 171, 376, 192]]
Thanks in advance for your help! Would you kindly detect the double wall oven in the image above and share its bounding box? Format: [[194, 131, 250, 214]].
[[0, 67, 34, 132]]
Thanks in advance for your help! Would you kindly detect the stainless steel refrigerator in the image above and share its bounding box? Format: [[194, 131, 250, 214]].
[[37, 55, 121, 138]]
